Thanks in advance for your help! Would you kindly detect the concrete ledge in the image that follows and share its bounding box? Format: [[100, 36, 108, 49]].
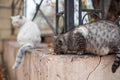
[[3, 41, 120, 80]]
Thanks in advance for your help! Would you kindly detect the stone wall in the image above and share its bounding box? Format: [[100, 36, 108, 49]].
[[3, 41, 120, 80]]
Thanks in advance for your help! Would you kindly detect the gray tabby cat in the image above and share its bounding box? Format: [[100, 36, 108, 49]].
[[11, 15, 41, 69], [54, 20, 120, 73]]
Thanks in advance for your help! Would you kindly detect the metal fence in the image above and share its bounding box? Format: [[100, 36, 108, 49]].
[[56, 0, 105, 34], [1, 0, 119, 35]]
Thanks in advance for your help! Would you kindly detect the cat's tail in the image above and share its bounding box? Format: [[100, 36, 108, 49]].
[[12, 43, 34, 69], [112, 48, 120, 73]]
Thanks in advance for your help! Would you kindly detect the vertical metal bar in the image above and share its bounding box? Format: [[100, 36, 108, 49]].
[[100, 0, 105, 19], [79, 0, 83, 25], [68, 0, 74, 31], [64, 0, 67, 32], [56, 0, 58, 35], [65, 0, 74, 32]]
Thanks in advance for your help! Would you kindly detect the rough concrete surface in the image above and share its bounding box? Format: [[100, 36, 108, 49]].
[[3, 41, 120, 80]]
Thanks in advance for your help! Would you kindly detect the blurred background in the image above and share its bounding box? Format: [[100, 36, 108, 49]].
[[0, 0, 119, 80]]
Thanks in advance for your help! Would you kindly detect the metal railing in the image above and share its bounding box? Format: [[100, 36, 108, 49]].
[[56, 0, 105, 34]]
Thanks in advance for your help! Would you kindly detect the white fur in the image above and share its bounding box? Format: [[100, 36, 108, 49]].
[[11, 15, 26, 28], [11, 15, 41, 47], [17, 21, 41, 47], [11, 15, 41, 69], [73, 27, 88, 38]]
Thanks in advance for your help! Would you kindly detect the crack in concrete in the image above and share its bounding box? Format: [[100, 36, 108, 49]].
[[87, 56, 102, 80]]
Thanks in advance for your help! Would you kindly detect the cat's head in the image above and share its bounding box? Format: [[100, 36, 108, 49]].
[[53, 34, 67, 54], [11, 15, 26, 28]]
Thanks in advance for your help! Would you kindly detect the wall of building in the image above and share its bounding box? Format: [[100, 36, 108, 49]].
[[0, 0, 23, 54]]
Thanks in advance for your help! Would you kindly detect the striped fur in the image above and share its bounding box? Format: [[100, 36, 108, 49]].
[[112, 48, 120, 73], [12, 43, 34, 69]]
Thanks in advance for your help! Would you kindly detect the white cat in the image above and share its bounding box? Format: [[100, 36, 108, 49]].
[[11, 15, 41, 69]]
